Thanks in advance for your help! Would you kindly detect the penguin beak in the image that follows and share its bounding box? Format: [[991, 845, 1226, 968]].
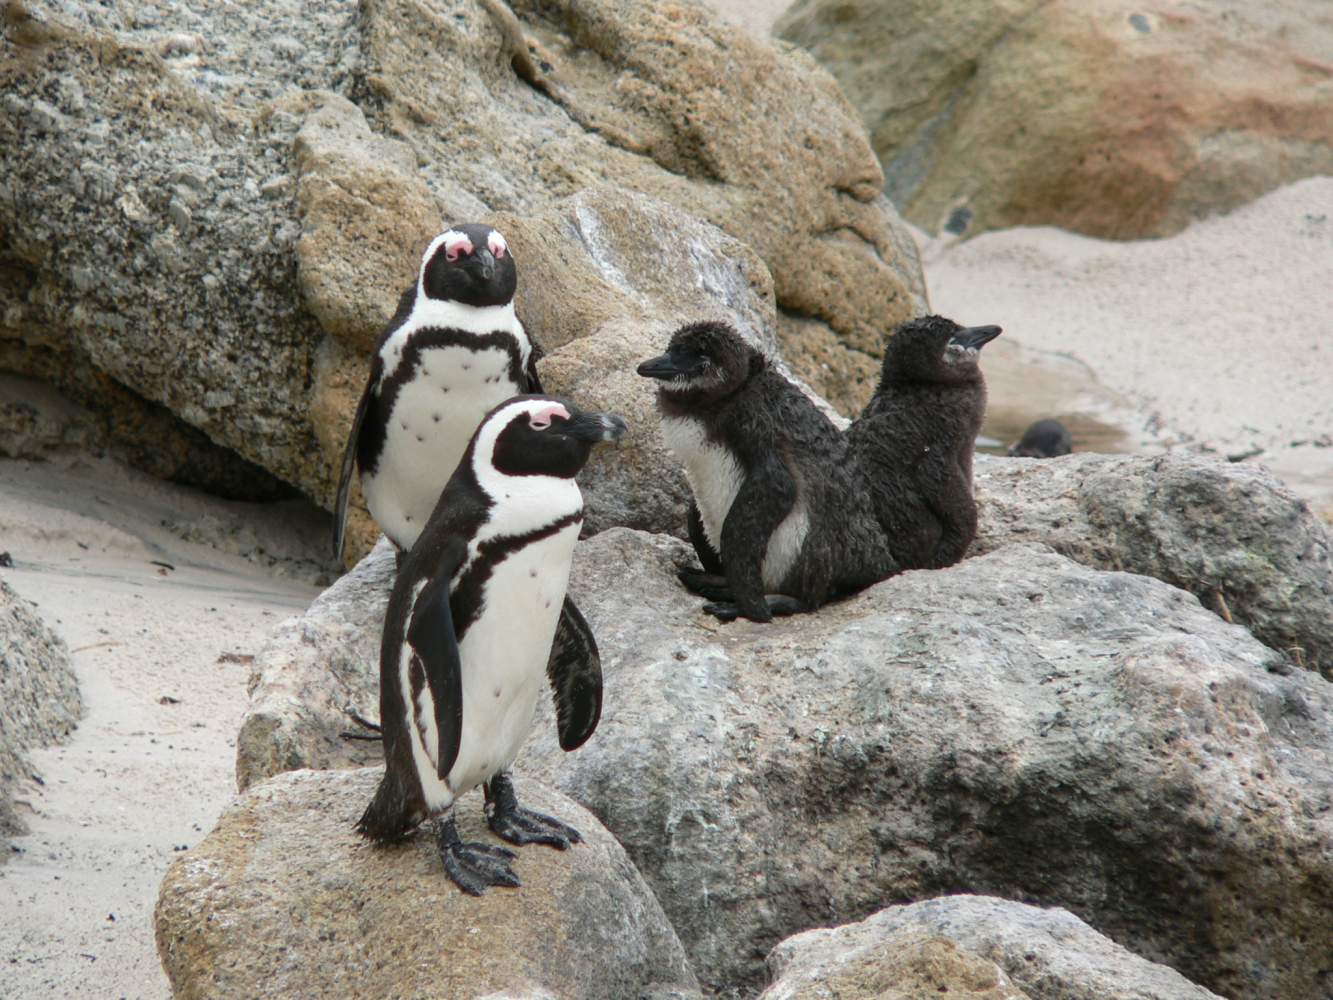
[[473, 247, 496, 281], [949, 325, 1002, 350], [564, 410, 628, 444], [637, 353, 694, 380], [636, 354, 676, 380]]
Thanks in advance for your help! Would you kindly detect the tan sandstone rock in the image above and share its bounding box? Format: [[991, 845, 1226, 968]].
[[155, 768, 697, 1000], [778, 0, 1333, 239]]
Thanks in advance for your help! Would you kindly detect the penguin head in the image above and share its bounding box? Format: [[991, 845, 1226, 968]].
[[469, 396, 628, 487], [1008, 418, 1073, 458], [881, 315, 1001, 386], [636, 321, 764, 402], [418, 224, 517, 308]]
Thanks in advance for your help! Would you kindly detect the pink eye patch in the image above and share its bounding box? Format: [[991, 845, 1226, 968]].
[[488, 232, 508, 259], [528, 402, 569, 430], [444, 235, 473, 262]]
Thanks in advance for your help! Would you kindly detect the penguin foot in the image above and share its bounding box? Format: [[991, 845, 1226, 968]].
[[485, 773, 583, 850], [338, 708, 384, 742], [436, 817, 520, 895], [703, 595, 805, 623], [677, 566, 734, 601]]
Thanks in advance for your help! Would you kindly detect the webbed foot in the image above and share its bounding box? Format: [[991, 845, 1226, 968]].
[[437, 816, 520, 895], [703, 594, 804, 623], [677, 566, 734, 601], [339, 707, 383, 742], [485, 772, 582, 849]]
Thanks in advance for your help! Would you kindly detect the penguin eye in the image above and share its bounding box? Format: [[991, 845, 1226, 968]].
[[489, 235, 508, 259], [443, 237, 473, 263], [529, 414, 552, 431]]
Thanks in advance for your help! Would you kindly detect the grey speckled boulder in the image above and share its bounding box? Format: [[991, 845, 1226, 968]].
[[155, 768, 697, 1000], [972, 452, 1333, 678], [0, 578, 79, 845], [518, 533, 1332, 999], [235, 526, 1333, 999], [763, 895, 1226, 1000]]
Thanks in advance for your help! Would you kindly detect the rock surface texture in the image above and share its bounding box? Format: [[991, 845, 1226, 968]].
[[0, 578, 80, 845], [1, 0, 925, 541], [762, 895, 1227, 1000], [973, 452, 1333, 679], [155, 768, 697, 1000], [235, 523, 1333, 999], [777, 0, 1333, 239]]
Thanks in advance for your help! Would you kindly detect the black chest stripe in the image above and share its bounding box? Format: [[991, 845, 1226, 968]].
[[450, 511, 583, 641], [359, 327, 527, 476]]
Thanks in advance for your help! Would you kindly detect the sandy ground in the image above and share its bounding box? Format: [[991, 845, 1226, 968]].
[[925, 176, 1333, 519], [0, 456, 329, 1000]]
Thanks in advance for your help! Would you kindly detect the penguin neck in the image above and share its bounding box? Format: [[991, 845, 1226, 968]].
[[405, 297, 518, 338]]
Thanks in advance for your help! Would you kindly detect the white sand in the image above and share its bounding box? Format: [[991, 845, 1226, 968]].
[[0, 455, 326, 1000], [924, 176, 1333, 517]]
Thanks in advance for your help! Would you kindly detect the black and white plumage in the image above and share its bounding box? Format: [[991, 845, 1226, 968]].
[[845, 314, 1001, 571], [637, 321, 898, 623], [356, 396, 627, 895], [333, 223, 541, 558]]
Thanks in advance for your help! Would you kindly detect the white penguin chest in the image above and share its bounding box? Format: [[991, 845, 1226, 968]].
[[660, 416, 743, 552], [446, 519, 582, 794], [659, 415, 809, 590], [366, 344, 520, 549]]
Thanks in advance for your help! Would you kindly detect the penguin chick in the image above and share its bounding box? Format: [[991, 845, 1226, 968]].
[[356, 396, 627, 896], [333, 223, 540, 560], [1008, 418, 1073, 458], [637, 321, 898, 623], [846, 314, 1001, 571]]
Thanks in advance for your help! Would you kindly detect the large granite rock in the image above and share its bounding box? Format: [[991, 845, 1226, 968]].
[[776, 0, 1333, 239], [973, 452, 1333, 679], [0, 578, 79, 846], [238, 451, 1333, 788], [234, 523, 1333, 999], [762, 895, 1226, 1000], [518, 534, 1333, 998], [155, 768, 698, 1000], [2, 0, 924, 526]]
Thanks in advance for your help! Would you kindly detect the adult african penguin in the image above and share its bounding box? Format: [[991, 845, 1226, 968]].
[[845, 314, 1001, 571], [333, 223, 540, 559], [356, 396, 627, 895], [637, 320, 898, 623]]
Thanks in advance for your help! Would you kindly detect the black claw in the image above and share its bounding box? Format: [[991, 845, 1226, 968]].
[[436, 816, 520, 895], [484, 773, 583, 850]]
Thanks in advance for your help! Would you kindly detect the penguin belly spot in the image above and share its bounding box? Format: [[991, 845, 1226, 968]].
[[660, 416, 743, 552], [445, 522, 580, 795]]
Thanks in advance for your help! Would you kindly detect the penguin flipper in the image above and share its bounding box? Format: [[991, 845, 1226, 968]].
[[332, 361, 379, 561], [522, 321, 546, 393], [547, 597, 602, 751], [405, 537, 468, 781], [686, 499, 724, 575]]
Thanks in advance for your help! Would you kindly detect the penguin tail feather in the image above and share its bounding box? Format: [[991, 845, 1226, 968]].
[[355, 770, 421, 845]]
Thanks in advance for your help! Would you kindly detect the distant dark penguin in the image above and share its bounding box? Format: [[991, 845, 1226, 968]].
[[333, 224, 540, 559], [1008, 418, 1073, 458], [637, 321, 898, 623], [356, 396, 627, 895], [846, 314, 1001, 571]]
